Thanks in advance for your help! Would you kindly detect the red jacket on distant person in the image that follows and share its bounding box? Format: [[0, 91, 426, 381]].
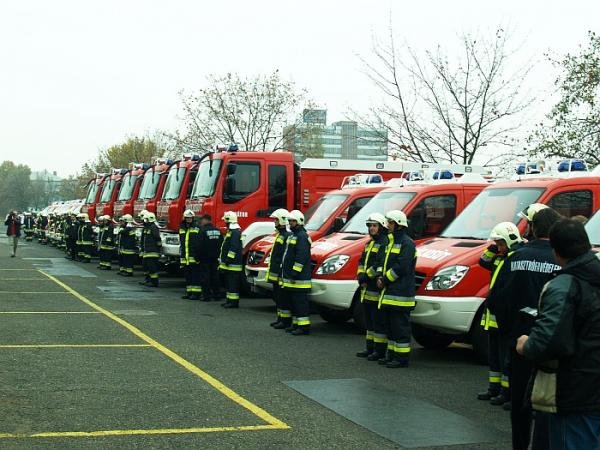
[[4, 213, 21, 237]]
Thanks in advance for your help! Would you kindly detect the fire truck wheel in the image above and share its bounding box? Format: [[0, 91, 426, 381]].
[[411, 323, 454, 350], [470, 309, 489, 364], [317, 306, 352, 325]]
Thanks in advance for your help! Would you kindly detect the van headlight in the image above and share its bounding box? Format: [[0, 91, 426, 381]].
[[316, 255, 350, 275], [426, 265, 469, 290]]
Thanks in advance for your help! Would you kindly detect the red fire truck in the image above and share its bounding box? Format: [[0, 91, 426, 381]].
[[132, 158, 175, 219], [95, 168, 128, 223], [81, 173, 109, 224], [410, 166, 600, 360], [308, 176, 489, 327], [112, 163, 149, 220]]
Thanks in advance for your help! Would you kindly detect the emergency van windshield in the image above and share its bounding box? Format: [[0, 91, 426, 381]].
[[304, 194, 348, 231], [190, 159, 222, 198], [84, 182, 99, 204], [117, 174, 136, 201], [138, 169, 160, 200], [162, 166, 186, 200], [342, 191, 416, 234], [441, 187, 545, 240], [585, 211, 600, 247], [99, 179, 116, 202]]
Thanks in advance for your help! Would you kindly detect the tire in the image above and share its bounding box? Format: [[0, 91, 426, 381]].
[[318, 306, 352, 324], [411, 323, 455, 350], [470, 308, 489, 364]]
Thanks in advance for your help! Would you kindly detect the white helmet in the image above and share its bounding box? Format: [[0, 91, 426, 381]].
[[77, 213, 89, 221], [269, 208, 289, 226], [288, 209, 304, 225], [183, 209, 195, 219], [103, 215, 112, 222], [139, 209, 149, 220], [366, 212, 387, 228], [145, 212, 156, 223], [518, 203, 548, 222], [489, 222, 522, 248], [385, 210, 408, 227], [121, 214, 133, 223], [222, 211, 238, 224]]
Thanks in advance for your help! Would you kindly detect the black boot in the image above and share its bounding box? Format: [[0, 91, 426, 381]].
[[356, 340, 374, 358], [477, 388, 500, 401], [291, 327, 309, 336], [378, 350, 393, 365], [223, 301, 239, 309], [386, 353, 409, 368]]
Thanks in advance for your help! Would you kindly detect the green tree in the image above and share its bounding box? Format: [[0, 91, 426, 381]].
[[0, 161, 32, 213], [529, 31, 600, 164], [174, 71, 307, 152]]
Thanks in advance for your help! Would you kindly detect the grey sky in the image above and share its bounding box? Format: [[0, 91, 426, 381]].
[[0, 0, 597, 177]]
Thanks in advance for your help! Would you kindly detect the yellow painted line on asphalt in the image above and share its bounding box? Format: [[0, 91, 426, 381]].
[[0, 424, 281, 439], [38, 269, 289, 431], [0, 344, 151, 348], [0, 311, 101, 314]]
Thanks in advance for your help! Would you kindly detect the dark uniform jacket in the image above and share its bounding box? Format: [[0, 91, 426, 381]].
[[487, 239, 559, 340], [198, 222, 222, 262], [99, 224, 115, 250], [77, 222, 94, 244], [141, 222, 162, 255], [23, 215, 34, 229], [179, 221, 200, 265], [219, 227, 242, 272], [357, 231, 388, 302], [266, 228, 290, 283], [280, 225, 311, 290], [118, 225, 137, 254], [67, 220, 79, 242], [379, 229, 416, 308], [523, 251, 600, 414]]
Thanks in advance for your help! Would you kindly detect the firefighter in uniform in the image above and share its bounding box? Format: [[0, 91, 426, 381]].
[[198, 214, 223, 302], [139, 212, 161, 287], [23, 212, 35, 241], [356, 212, 389, 360], [266, 209, 291, 329], [39, 214, 49, 244], [477, 221, 523, 406], [76, 213, 94, 262], [487, 206, 560, 450], [65, 212, 78, 260], [179, 210, 202, 300], [219, 211, 243, 308], [117, 214, 136, 276], [97, 215, 115, 270], [376, 210, 416, 368], [280, 209, 312, 335]]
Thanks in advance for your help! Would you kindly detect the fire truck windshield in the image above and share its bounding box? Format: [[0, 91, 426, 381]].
[[305, 194, 349, 231], [342, 191, 416, 234], [99, 179, 115, 202], [117, 174, 136, 201], [162, 166, 186, 200], [190, 159, 222, 198], [441, 187, 545, 240], [585, 211, 600, 247], [85, 183, 99, 204], [138, 169, 160, 200]]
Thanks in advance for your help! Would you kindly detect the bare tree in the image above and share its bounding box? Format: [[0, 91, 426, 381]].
[[171, 71, 307, 153], [356, 26, 534, 165]]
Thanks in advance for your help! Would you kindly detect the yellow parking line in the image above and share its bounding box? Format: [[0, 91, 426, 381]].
[[0, 424, 281, 438], [38, 270, 289, 431], [0, 311, 101, 314], [0, 344, 151, 348]]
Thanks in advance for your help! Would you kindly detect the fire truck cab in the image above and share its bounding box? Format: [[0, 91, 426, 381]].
[[132, 158, 174, 219], [81, 173, 108, 224], [411, 163, 600, 359], [309, 175, 489, 327], [112, 163, 149, 221], [95, 168, 128, 223]]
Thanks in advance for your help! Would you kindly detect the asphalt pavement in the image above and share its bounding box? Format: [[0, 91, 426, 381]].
[[0, 237, 512, 449]]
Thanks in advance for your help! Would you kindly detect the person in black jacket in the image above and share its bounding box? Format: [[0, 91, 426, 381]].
[[198, 214, 223, 302], [266, 209, 291, 329], [219, 211, 243, 308], [117, 214, 136, 276], [517, 218, 600, 450], [4, 211, 21, 257], [488, 207, 562, 450], [76, 213, 94, 262], [23, 212, 34, 242], [179, 210, 202, 300], [280, 209, 312, 335], [356, 212, 388, 360], [97, 215, 115, 270], [139, 212, 162, 287], [65, 212, 78, 260], [376, 210, 416, 368]]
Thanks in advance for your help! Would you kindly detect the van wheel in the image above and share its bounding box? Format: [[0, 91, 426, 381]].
[[411, 323, 454, 350], [470, 309, 489, 364], [317, 306, 352, 324]]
